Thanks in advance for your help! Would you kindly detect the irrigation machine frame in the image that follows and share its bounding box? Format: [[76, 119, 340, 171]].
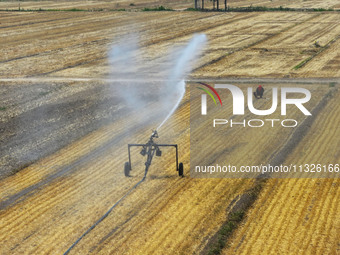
[[124, 130, 183, 178]]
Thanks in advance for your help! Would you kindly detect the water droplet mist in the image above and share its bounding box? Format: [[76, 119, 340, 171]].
[[108, 33, 207, 131]]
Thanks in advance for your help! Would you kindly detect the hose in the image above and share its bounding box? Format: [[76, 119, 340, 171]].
[[63, 175, 146, 255]]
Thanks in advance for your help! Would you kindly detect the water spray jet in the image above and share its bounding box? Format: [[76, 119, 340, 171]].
[[122, 34, 207, 178]]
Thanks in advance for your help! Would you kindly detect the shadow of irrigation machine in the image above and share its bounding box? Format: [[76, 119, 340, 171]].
[[125, 130, 183, 178]]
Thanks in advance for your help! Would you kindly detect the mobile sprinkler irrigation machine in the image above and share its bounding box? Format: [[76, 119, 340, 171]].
[[124, 130, 183, 178]]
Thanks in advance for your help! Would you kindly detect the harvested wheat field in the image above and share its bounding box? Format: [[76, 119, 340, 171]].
[[0, 5, 339, 255], [223, 89, 340, 254]]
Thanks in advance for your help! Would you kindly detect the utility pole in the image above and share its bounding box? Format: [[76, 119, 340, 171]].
[[217, 0, 219, 10], [202, 0, 204, 10]]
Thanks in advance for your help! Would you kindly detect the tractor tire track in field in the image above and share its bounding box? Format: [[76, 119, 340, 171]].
[[86, 173, 191, 254], [36, 13, 255, 76], [293, 32, 340, 70], [43, 12, 300, 78], [201, 85, 338, 254], [0, 15, 86, 30], [267, 87, 338, 168], [91, 174, 192, 254], [0, 38, 110, 64], [193, 13, 321, 73], [0, 13, 225, 65], [63, 171, 149, 255]]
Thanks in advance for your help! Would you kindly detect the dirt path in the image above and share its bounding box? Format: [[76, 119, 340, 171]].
[[1, 76, 339, 83]]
